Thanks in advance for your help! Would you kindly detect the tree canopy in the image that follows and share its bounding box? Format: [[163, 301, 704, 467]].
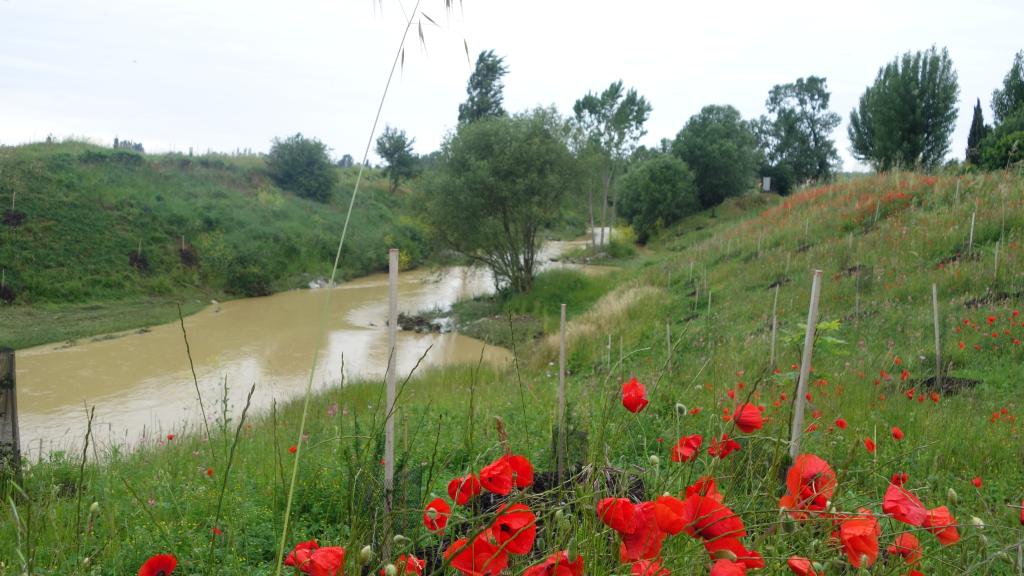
[[458, 50, 508, 124], [423, 109, 576, 293], [266, 133, 337, 203], [966, 98, 990, 165], [848, 46, 959, 171], [617, 155, 699, 243], [672, 105, 759, 207], [756, 76, 841, 193], [992, 50, 1024, 125], [375, 125, 416, 193]]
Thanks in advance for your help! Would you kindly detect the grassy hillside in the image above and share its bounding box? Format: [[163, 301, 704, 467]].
[[3, 171, 1023, 574], [0, 141, 431, 348]]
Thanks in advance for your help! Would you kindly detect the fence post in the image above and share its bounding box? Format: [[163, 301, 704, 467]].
[[0, 348, 22, 486], [557, 304, 567, 484], [932, 284, 942, 390], [384, 250, 398, 517], [789, 271, 823, 460]]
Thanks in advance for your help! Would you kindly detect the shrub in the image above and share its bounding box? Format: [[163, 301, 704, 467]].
[[618, 155, 699, 243], [266, 133, 337, 203]]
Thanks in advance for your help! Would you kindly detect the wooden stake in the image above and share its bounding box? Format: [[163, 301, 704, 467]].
[[0, 348, 22, 486], [557, 304, 567, 483], [769, 285, 780, 371], [968, 210, 976, 252], [789, 270, 823, 460], [932, 284, 942, 391], [854, 262, 862, 321], [137, 239, 142, 259], [995, 240, 1001, 280], [384, 249, 399, 509], [665, 320, 672, 373], [954, 178, 960, 204]]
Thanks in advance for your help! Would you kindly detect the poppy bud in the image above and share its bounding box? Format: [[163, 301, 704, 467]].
[[383, 564, 397, 576], [393, 534, 411, 547], [648, 455, 660, 467], [979, 534, 989, 547], [83, 557, 91, 566], [971, 516, 985, 529], [567, 537, 578, 562], [947, 487, 959, 505], [89, 501, 100, 514], [710, 548, 738, 561], [675, 403, 687, 415], [359, 545, 373, 563]]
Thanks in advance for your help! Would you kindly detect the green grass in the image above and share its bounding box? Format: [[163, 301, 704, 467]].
[[3, 170, 1024, 574], [0, 141, 434, 349]]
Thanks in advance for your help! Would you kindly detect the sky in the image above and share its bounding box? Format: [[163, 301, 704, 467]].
[[1, 0, 1021, 171]]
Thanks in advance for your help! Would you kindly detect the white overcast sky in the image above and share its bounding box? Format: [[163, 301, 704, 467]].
[[1, 0, 1021, 171]]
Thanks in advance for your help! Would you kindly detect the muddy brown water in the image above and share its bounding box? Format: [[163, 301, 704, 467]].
[[16, 238, 603, 459]]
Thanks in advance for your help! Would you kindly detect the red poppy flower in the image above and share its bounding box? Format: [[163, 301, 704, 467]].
[[479, 457, 514, 495], [619, 501, 666, 562], [703, 537, 764, 569], [492, 503, 536, 555], [887, 532, 922, 564], [285, 540, 319, 568], [863, 437, 876, 453], [709, 559, 748, 576], [448, 474, 482, 505], [732, 403, 763, 433], [891, 426, 904, 441], [971, 476, 982, 489], [671, 434, 702, 462], [838, 509, 880, 567], [522, 551, 583, 576], [423, 498, 451, 532], [304, 547, 345, 576], [289, 445, 298, 454], [883, 482, 928, 527], [924, 506, 960, 546], [138, 554, 177, 576], [597, 497, 638, 534], [444, 533, 509, 576], [206, 467, 214, 477], [708, 434, 741, 459], [381, 554, 425, 576], [786, 556, 819, 576], [779, 454, 836, 519], [622, 377, 649, 413], [166, 434, 175, 441], [631, 558, 670, 576], [678, 494, 746, 540], [504, 454, 535, 488], [835, 418, 848, 429], [685, 476, 723, 502]]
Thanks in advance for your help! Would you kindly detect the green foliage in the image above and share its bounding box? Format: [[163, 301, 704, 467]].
[[848, 46, 959, 170], [423, 109, 577, 293], [756, 76, 841, 193], [617, 155, 699, 243], [965, 98, 991, 165], [979, 130, 1024, 170], [671, 104, 759, 207], [457, 50, 508, 124], [991, 50, 1024, 124], [266, 133, 337, 202], [374, 125, 416, 193]]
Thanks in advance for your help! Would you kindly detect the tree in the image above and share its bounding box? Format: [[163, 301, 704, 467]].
[[848, 47, 959, 171], [337, 154, 354, 168], [672, 104, 759, 207], [423, 109, 576, 293], [458, 50, 508, 124], [992, 50, 1024, 124], [966, 98, 991, 165], [571, 80, 652, 245], [375, 126, 416, 193], [979, 109, 1024, 169], [266, 133, 337, 202], [617, 155, 699, 243], [757, 76, 841, 193]]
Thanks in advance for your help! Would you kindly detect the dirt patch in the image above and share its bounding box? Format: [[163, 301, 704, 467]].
[[963, 290, 1023, 309], [179, 244, 199, 268], [0, 284, 14, 304], [769, 276, 790, 289], [2, 209, 25, 228], [918, 375, 981, 395], [128, 251, 150, 273], [833, 264, 865, 280]]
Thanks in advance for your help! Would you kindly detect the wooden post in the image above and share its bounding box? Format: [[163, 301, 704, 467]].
[[557, 304, 567, 483], [789, 270, 823, 460], [994, 240, 1001, 280], [968, 210, 976, 252], [769, 285, 780, 371], [954, 178, 960, 204], [384, 249, 398, 511], [665, 320, 672, 373], [932, 284, 942, 390], [0, 348, 22, 485]]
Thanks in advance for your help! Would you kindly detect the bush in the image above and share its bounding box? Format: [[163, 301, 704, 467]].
[[672, 105, 760, 208], [225, 253, 273, 296], [618, 155, 700, 243], [266, 134, 337, 203], [980, 131, 1024, 170]]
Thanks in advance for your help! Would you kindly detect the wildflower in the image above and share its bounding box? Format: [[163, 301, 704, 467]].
[[166, 434, 175, 441], [597, 498, 637, 534], [838, 509, 880, 567], [971, 476, 982, 489], [685, 476, 723, 501], [138, 554, 177, 576], [924, 506, 960, 546], [688, 407, 702, 415], [670, 435, 702, 463], [619, 501, 666, 561], [835, 418, 848, 429], [423, 498, 450, 532], [883, 481, 928, 527], [522, 551, 583, 576], [709, 559, 748, 575], [863, 437, 876, 454], [703, 537, 764, 569], [891, 426, 905, 441], [479, 453, 533, 495], [492, 503, 536, 555], [206, 467, 214, 477], [212, 526, 223, 536], [631, 558, 670, 575], [445, 534, 508, 575], [447, 473, 482, 505], [779, 454, 835, 519], [785, 556, 819, 575], [887, 533, 922, 564], [622, 377, 649, 413], [677, 495, 746, 540], [732, 403, 763, 433], [289, 445, 297, 454], [708, 434, 741, 459]]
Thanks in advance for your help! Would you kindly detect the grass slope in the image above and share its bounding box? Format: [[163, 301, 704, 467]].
[[3, 171, 1024, 574]]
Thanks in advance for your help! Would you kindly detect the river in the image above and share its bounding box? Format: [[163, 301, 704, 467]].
[[14, 237, 597, 459]]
